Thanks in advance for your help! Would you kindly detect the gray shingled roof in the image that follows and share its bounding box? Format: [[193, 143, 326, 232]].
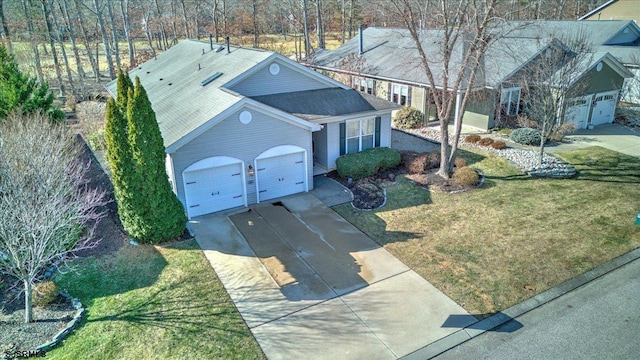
[[308, 20, 638, 90], [493, 20, 640, 64], [310, 27, 469, 89], [251, 88, 400, 121], [105, 40, 273, 149]]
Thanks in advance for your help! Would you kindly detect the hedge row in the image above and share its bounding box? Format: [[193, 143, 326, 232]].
[[336, 147, 401, 180]]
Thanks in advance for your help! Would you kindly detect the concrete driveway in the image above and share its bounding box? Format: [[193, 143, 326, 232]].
[[189, 193, 474, 359]]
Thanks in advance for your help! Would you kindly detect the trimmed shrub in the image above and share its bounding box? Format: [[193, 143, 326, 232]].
[[32, 281, 59, 307], [477, 137, 494, 147], [336, 147, 401, 180], [509, 127, 542, 146], [453, 166, 480, 187], [464, 134, 481, 143], [88, 128, 107, 151], [392, 106, 423, 129], [549, 122, 577, 142], [424, 152, 441, 170], [454, 157, 467, 168], [491, 140, 507, 150], [402, 152, 428, 174]]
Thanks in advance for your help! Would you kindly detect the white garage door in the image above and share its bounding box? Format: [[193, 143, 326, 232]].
[[590, 91, 618, 126], [565, 95, 592, 130], [256, 146, 307, 202], [183, 157, 245, 218]]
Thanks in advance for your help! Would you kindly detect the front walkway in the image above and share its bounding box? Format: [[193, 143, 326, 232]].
[[189, 193, 474, 359]]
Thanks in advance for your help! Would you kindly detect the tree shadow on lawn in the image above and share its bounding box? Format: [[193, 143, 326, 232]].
[[84, 277, 247, 336]]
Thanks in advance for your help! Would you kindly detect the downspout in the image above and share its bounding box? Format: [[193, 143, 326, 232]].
[[454, 90, 462, 129]]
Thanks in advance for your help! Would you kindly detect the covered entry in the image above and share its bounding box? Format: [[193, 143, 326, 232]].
[[182, 156, 246, 218], [255, 145, 308, 202]]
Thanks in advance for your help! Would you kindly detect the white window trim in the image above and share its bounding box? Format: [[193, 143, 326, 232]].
[[345, 118, 376, 154], [501, 87, 521, 116], [352, 76, 374, 94], [391, 83, 409, 106]]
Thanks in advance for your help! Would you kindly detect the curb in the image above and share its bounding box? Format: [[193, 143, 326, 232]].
[[401, 247, 640, 359]]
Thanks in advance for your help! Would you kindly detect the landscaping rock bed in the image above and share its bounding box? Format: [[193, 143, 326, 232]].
[[405, 127, 578, 178]]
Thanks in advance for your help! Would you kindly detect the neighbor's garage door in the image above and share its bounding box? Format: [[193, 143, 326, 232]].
[[183, 157, 245, 218], [590, 91, 618, 126], [256, 146, 307, 202], [565, 95, 592, 130]]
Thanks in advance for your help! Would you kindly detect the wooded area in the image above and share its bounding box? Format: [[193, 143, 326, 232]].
[[0, 0, 602, 100]]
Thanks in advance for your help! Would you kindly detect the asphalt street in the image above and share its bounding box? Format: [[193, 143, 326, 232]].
[[434, 259, 640, 360]]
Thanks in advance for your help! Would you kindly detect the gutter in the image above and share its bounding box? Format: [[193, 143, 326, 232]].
[[305, 63, 486, 93]]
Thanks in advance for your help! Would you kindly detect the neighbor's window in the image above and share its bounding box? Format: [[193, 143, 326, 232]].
[[353, 76, 374, 95], [391, 84, 409, 106], [500, 87, 521, 116], [346, 118, 376, 153]]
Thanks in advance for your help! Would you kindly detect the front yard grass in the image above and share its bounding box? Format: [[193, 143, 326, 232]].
[[49, 240, 264, 360], [333, 146, 640, 317]]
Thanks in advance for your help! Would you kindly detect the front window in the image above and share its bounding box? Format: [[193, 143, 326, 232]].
[[392, 84, 409, 106], [346, 118, 376, 154], [500, 87, 521, 116]]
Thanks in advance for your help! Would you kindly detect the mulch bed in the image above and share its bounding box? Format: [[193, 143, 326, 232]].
[[327, 150, 480, 210], [0, 136, 129, 352]]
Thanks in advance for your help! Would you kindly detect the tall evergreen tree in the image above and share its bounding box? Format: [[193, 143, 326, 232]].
[[125, 76, 186, 242], [105, 72, 185, 243], [0, 45, 64, 121]]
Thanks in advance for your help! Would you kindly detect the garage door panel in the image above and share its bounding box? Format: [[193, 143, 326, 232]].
[[257, 151, 306, 202], [591, 91, 617, 126], [183, 161, 245, 218], [565, 96, 591, 129]]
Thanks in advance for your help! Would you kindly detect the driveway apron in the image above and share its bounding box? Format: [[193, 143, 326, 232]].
[[189, 193, 474, 359]]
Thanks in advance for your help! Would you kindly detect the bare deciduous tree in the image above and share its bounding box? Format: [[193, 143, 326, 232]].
[[0, 112, 107, 323], [513, 34, 594, 165], [390, 0, 500, 178]]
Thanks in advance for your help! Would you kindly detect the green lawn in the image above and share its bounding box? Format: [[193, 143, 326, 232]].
[[50, 240, 264, 360], [333, 146, 640, 317]]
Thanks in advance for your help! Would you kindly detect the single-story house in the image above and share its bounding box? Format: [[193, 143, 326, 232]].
[[305, 20, 638, 130], [106, 39, 398, 219]]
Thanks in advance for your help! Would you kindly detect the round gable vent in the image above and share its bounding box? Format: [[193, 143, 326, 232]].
[[269, 63, 280, 75], [596, 62, 603, 72], [239, 110, 252, 124]]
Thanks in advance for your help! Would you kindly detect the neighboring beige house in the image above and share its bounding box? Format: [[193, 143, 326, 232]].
[[306, 21, 638, 131], [578, 0, 639, 24]]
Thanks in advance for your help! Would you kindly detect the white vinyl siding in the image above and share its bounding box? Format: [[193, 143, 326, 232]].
[[229, 61, 329, 97], [171, 107, 313, 208]]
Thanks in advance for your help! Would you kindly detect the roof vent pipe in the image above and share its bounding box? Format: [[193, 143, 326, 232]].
[[209, 34, 213, 50], [358, 24, 366, 55], [226, 36, 230, 54]]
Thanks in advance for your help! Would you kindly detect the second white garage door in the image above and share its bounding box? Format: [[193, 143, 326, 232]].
[[590, 91, 618, 126], [255, 145, 307, 202]]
